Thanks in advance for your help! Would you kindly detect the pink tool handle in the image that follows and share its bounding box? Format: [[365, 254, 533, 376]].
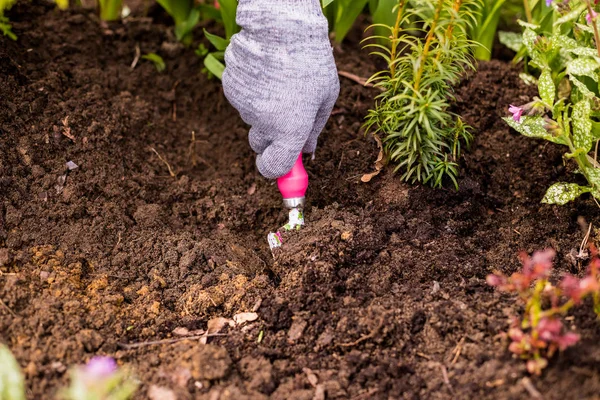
[[277, 155, 308, 199]]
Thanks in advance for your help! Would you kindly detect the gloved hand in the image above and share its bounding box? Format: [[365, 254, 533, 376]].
[[222, 0, 340, 179]]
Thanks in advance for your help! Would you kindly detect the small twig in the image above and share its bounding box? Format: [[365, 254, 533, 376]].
[[338, 316, 385, 347], [451, 336, 465, 365], [131, 44, 141, 70], [580, 222, 593, 255], [149, 147, 176, 177], [521, 377, 543, 399], [0, 298, 16, 317], [117, 333, 227, 349], [440, 364, 453, 393], [416, 352, 432, 360], [172, 80, 180, 122], [338, 71, 382, 91]]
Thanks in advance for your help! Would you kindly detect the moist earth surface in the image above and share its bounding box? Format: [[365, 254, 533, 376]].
[[1, 3, 599, 399]]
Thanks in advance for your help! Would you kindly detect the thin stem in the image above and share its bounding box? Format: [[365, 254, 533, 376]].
[[585, 0, 600, 57], [523, 0, 533, 24], [389, 0, 407, 78], [414, 0, 444, 92]]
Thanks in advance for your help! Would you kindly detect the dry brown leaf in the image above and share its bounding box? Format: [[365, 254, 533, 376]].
[[148, 385, 176, 400], [201, 317, 235, 344], [173, 327, 190, 336], [207, 317, 234, 334], [361, 133, 384, 183], [233, 312, 258, 325]]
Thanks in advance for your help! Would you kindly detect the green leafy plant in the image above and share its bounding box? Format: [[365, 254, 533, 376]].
[[504, 0, 600, 205], [142, 53, 166, 72], [498, 0, 555, 63], [0, 0, 17, 40], [488, 247, 600, 375], [156, 0, 199, 44], [363, 0, 478, 188], [470, 0, 507, 60], [323, 0, 370, 43], [201, 0, 239, 79]]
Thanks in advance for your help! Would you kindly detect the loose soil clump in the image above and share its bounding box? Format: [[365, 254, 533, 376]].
[[1, 3, 599, 399]]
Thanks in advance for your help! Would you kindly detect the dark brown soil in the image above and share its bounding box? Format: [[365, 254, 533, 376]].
[[2, 2, 600, 399]]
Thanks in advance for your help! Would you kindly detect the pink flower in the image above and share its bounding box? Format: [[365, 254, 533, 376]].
[[521, 249, 555, 280], [555, 332, 579, 350], [509, 105, 524, 122], [214, 0, 220, 9], [486, 274, 505, 287], [537, 318, 562, 341], [83, 356, 117, 380], [587, 9, 598, 24]]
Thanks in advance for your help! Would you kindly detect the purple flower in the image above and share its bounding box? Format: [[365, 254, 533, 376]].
[[546, 0, 552, 5], [587, 9, 598, 24], [509, 105, 524, 122], [83, 356, 117, 379]]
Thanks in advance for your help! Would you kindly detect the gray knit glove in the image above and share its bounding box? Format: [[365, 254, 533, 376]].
[[222, 0, 340, 179]]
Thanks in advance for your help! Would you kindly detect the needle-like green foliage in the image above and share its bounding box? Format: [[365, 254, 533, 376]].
[[363, 0, 479, 188], [0, 0, 17, 40]]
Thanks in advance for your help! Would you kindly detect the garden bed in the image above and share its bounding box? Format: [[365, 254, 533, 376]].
[[1, 2, 600, 399]]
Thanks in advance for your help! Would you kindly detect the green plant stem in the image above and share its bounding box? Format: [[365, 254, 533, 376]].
[[99, 0, 121, 21], [413, 0, 444, 92], [585, 0, 600, 57], [389, 0, 407, 78], [523, 0, 533, 23]]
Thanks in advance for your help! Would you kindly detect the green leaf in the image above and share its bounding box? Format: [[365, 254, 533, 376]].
[[0, 344, 26, 400], [519, 72, 538, 85], [174, 7, 200, 43], [584, 166, 600, 188], [203, 28, 229, 51], [522, 28, 538, 56], [538, 69, 555, 106], [322, 0, 334, 7], [498, 31, 522, 53], [572, 100, 593, 151], [217, 0, 239, 39], [503, 115, 568, 145], [542, 182, 591, 205], [204, 53, 225, 80], [333, 0, 370, 43], [566, 58, 599, 81], [569, 75, 595, 98], [142, 53, 166, 72], [554, 3, 586, 26]]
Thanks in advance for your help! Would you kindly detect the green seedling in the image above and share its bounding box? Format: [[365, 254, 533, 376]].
[[363, 0, 479, 188], [142, 53, 166, 72]]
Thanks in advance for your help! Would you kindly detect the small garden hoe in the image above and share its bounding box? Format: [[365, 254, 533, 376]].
[[267, 155, 308, 251]]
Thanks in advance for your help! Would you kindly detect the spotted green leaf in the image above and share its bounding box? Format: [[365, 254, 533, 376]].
[[572, 100, 593, 151], [569, 75, 595, 98], [584, 166, 600, 188], [566, 58, 599, 81], [0, 344, 25, 400], [550, 34, 578, 51], [498, 31, 522, 53], [538, 69, 555, 106], [542, 182, 591, 205], [503, 116, 568, 145], [554, 3, 586, 26]]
